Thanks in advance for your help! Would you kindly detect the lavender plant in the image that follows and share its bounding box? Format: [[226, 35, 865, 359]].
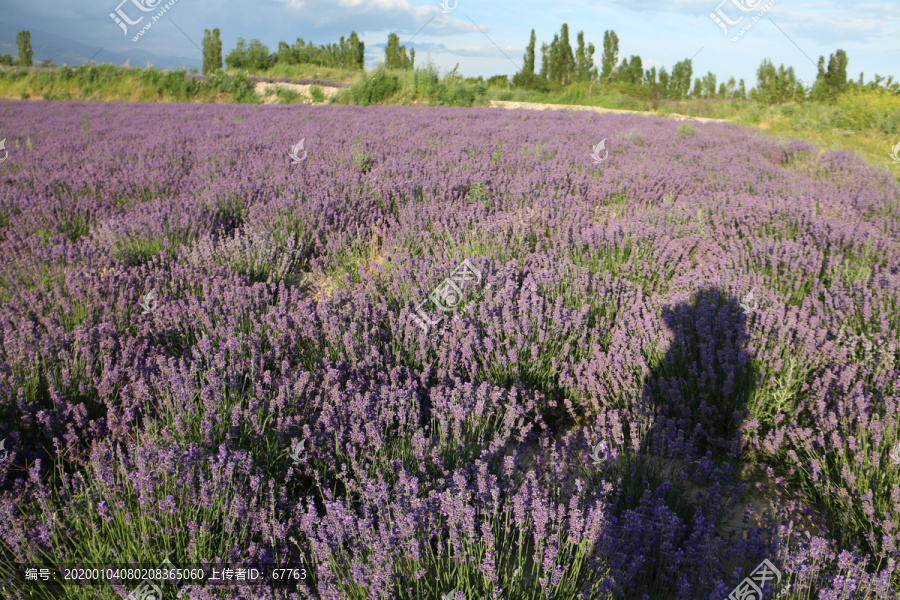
[[0, 99, 897, 599]]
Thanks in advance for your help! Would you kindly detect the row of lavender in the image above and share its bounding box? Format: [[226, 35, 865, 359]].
[[0, 99, 897, 599]]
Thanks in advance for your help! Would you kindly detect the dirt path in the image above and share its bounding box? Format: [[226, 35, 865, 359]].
[[486, 99, 729, 123]]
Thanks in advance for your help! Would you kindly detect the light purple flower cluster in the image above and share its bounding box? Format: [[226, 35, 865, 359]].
[[0, 99, 897, 599]]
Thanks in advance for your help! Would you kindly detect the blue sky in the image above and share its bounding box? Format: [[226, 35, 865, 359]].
[[1, 0, 898, 87]]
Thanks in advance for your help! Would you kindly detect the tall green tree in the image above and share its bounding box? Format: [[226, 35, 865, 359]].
[[625, 55, 642, 84], [643, 66, 657, 92], [202, 30, 223, 74], [600, 30, 619, 82], [348, 31, 364, 69], [573, 31, 587, 83], [751, 58, 803, 104], [557, 24, 575, 85], [225, 37, 248, 70], [211, 29, 223, 72], [538, 41, 549, 81], [384, 33, 400, 68], [700, 71, 717, 97], [202, 29, 212, 74], [657, 67, 669, 99], [725, 76, 736, 98], [246, 38, 271, 71], [16, 30, 33, 67], [811, 49, 848, 101], [692, 77, 702, 97], [669, 58, 693, 99], [513, 29, 537, 88], [384, 33, 413, 69], [824, 49, 848, 93], [615, 57, 629, 82], [547, 33, 561, 83]]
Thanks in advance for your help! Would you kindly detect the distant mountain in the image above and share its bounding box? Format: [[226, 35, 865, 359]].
[[0, 23, 200, 70]]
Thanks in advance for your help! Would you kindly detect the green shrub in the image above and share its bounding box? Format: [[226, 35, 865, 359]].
[[350, 69, 400, 105], [350, 134, 375, 172], [308, 84, 325, 103], [274, 87, 303, 104]]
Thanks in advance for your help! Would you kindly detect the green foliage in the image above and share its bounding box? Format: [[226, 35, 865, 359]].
[[202, 28, 223, 75], [751, 58, 806, 105], [384, 33, 414, 70], [350, 68, 399, 105], [512, 29, 539, 89], [308, 84, 325, 103], [225, 37, 272, 71], [600, 29, 619, 82], [676, 123, 698, 135], [573, 31, 596, 84], [833, 87, 900, 134], [273, 87, 303, 104], [350, 134, 375, 172], [211, 29, 223, 73], [486, 74, 509, 88], [273, 32, 364, 70], [16, 30, 33, 67], [669, 58, 693, 99], [469, 181, 491, 208]]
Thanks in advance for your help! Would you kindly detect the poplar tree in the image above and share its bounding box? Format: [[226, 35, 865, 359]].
[[558, 24, 574, 85], [202, 29, 212, 74], [16, 31, 33, 67], [211, 28, 223, 72], [600, 30, 618, 82], [513, 30, 537, 89]]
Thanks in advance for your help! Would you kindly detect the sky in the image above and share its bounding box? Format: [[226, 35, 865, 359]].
[[1, 0, 898, 88]]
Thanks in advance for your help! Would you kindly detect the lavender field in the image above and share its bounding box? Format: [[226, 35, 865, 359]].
[[0, 99, 898, 600]]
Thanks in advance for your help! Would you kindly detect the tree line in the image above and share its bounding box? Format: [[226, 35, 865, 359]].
[[219, 31, 416, 72], [221, 32, 365, 72], [510, 25, 898, 103], [4, 27, 898, 105]]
